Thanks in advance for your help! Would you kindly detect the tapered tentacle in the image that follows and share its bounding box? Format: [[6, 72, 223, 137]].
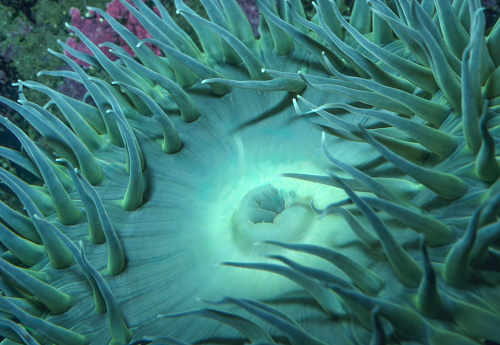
[[359, 126, 468, 200], [158, 309, 275, 344], [31, 216, 74, 269], [20, 100, 105, 185], [57, 159, 105, 244], [0, 117, 82, 225], [138, 39, 231, 96], [0, 258, 71, 315], [109, 50, 200, 123], [264, 241, 384, 295], [416, 236, 447, 319], [329, 284, 428, 342], [77, 174, 126, 276], [0, 222, 45, 266], [0, 296, 86, 345], [222, 261, 346, 317], [16, 80, 105, 151], [113, 81, 182, 154], [443, 205, 482, 288], [75, 239, 131, 344], [333, 177, 423, 288], [205, 298, 328, 345], [178, 7, 271, 81], [0, 318, 39, 345]]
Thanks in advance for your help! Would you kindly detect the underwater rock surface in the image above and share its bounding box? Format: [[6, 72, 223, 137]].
[[1, 0, 500, 344]]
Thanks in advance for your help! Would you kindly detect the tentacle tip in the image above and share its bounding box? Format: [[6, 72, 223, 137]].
[[260, 240, 274, 246]]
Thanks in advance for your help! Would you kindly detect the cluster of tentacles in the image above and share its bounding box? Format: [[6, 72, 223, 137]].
[[0, 0, 500, 344]]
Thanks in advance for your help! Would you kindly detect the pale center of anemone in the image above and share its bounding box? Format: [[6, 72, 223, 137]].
[[197, 164, 356, 299], [190, 127, 361, 299]]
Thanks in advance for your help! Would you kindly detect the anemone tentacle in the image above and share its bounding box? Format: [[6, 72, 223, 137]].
[[0, 0, 499, 344]]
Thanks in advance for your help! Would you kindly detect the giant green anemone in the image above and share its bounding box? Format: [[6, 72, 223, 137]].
[[1, 0, 500, 344]]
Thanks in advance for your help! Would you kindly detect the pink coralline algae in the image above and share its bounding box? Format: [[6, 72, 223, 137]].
[[237, 0, 260, 37], [65, 0, 161, 67]]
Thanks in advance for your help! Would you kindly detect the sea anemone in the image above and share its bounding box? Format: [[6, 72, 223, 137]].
[[1, 0, 500, 344]]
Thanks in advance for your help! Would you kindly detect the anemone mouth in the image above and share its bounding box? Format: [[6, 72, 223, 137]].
[[232, 184, 312, 252], [239, 184, 287, 224]]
